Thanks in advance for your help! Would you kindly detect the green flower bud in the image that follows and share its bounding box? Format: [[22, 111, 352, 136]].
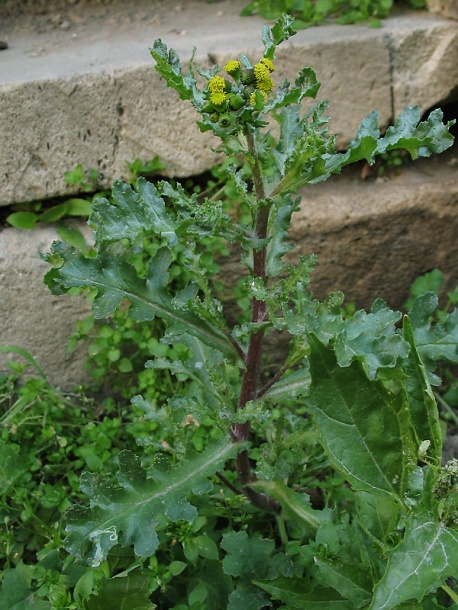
[[240, 68, 256, 86], [229, 93, 246, 110], [209, 113, 219, 123], [218, 114, 235, 130]]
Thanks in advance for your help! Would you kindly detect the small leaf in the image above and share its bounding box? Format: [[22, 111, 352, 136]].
[[403, 316, 442, 465], [150, 40, 205, 108], [38, 202, 69, 222], [261, 367, 311, 402], [253, 578, 353, 609], [65, 198, 94, 216], [0, 440, 30, 494], [56, 224, 88, 250], [6, 211, 38, 229], [262, 14, 297, 58], [370, 514, 458, 610], [250, 479, 323, 530]]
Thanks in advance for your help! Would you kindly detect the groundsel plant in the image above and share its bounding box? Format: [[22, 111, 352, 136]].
[[42, 15, 458, 609]]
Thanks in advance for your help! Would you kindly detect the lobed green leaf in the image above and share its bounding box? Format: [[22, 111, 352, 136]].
[[150, 40, 205, 108], [90, 178, 179, 247], [42, 241, 241, 361], [64, 438, 246, 566], [370, 513, 458, 610]]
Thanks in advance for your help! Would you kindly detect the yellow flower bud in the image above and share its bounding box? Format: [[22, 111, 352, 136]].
[[260, 57, 275, 72], [210, 91, 227, 105], [224, 60, 240, 74], [208, 75, 226, 93]]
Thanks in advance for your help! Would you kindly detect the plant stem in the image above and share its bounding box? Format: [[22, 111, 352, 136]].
[[231, 129, 280, 513]]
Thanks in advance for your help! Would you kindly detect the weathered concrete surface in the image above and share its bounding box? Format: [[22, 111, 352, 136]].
[[292, 152, 458, 311], [1, 1, 457, 205], [0, 225, 92, 386]]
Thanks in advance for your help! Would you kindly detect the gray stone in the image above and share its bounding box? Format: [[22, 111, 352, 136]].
[[1, 2, 457, 205], [0, 224, 92, 386]]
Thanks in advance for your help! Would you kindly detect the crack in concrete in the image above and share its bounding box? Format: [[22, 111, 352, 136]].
[[383, 32, 396, 124]]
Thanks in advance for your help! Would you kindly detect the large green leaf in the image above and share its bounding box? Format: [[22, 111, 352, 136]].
[[276, 105, 454, 193], [403, 316, 442, 465], [306, 335, 417, 500], [64, 439, 245, 566], [253, 577, 353, 609], [0, 562, 51, 610], [89, 178, 179, 247], [42, 241, 240, 361], [408, 292, 458, 367], [314, 558, 372, 608], [370, 513, 458, 610], [86, 571, 156, 610]]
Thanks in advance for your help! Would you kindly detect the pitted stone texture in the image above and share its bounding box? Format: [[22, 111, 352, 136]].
[[292, 153, 458, 311], [388, 15, 458, 114], [0, 225, 92, 387], [427, 0, 458, 20], [1, 1, 457, 205]]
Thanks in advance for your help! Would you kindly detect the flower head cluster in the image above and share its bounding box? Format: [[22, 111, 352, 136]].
[[224, 60, 240, 75], [203, 55, 276, 132], [253, 61, 274, 94], [208, 75, 228, 105]]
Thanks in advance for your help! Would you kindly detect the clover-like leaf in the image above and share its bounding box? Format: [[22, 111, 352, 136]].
[[0, 440, 30, 495], [370, 514, 458, 610], [43, 242, 241, 361], [65, 439, 245, 566]]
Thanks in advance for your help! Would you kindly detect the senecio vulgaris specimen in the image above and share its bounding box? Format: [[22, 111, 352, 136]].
[[43, 15, 458, 609]]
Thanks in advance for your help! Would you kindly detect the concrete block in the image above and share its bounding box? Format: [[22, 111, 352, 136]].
[[1, 2, 457, 205], [0, 224, 92, 386], [388, 14, 458, 115]]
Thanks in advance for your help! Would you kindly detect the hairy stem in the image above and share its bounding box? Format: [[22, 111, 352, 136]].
[[231, 129, 280, 513]]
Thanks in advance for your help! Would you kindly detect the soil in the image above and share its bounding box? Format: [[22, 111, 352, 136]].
[[0, 0, 233, 50]]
